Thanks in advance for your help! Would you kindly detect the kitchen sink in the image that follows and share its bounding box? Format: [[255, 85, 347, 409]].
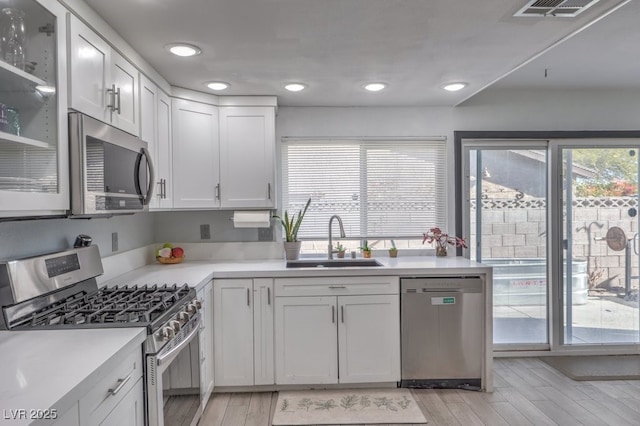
[[286, 259, 383, 268]]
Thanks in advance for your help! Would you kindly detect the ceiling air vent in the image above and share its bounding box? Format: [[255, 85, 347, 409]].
[[514, 0, 601, 17]]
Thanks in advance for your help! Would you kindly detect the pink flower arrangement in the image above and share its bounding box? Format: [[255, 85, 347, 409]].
[[422, 227, 467, 249]]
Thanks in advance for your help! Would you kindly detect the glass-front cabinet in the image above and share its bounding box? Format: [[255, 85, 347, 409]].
[[0, 0, 68, 217]]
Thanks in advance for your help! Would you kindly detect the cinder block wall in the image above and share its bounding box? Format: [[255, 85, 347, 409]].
[[471, 197, 639, 291]]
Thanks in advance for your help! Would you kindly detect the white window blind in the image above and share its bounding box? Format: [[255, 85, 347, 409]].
[[281, 139, 447, 239]]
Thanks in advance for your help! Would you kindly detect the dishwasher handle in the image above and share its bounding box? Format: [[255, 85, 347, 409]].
[[403, 287, 481, 294]]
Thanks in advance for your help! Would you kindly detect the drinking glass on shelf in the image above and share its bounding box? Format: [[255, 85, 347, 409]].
[[6, 107, 20, 136], [2, 8, 26, 70]]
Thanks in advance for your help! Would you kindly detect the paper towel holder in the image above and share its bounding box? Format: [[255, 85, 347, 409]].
[[230, 210, 272, 228]]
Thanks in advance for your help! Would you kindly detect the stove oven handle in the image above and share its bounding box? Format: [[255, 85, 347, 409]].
[[157, 316, 201, 367]]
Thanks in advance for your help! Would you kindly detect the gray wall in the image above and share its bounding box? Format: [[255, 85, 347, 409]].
[[4, 90, 640, 259], [0, 212, 155, 260], [454, 88, 640, 131], [154, 210, 267, 243]]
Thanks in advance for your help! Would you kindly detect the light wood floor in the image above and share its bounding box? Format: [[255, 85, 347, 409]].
[[199, 358, 640, 426]]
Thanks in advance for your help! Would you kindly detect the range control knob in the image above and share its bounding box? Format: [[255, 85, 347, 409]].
[[170, 320, 181, 333], [160, 326, 175, 341], [177, 311, 190, 322], [194, 299, 202, 309], [186, 303, 198, 315]]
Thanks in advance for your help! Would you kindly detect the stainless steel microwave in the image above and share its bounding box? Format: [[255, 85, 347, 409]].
[[69, 112, 154, 216]]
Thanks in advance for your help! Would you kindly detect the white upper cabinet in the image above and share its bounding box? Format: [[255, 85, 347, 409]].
[[68, 15, 139, 136], [171, 98, 220, 209], [0, 0, 70, 217], [170, 100, 276, 210], [140, 75, 172, 209], [219, 106, 275, 208]]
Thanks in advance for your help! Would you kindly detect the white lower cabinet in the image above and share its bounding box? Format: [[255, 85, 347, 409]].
[[213, 278, 274, 386], [275, 296, 338, 384], [52, 403, 79, 426], [274, 277, 400, 385], [99, 379, 144, 426], [78, 344, 144, 425], [197, 281, 214, 407]]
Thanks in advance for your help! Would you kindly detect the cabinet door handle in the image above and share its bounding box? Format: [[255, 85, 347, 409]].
[[332, 305, 335, 323], [247, 288, 251, 306], [267, 183, 271, 200], [341, 305, 344, 323], [106, 84, 117, 111], [108, 374, 131, 396], [161, 178, 167, 199], [115, 87, 121, 114], [157, 180, 163, 198], [215, 183, 221, 200], [267, 287, 271, 305]]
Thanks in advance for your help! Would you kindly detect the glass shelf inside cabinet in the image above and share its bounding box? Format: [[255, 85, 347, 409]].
[[0, 0, 59, 195]]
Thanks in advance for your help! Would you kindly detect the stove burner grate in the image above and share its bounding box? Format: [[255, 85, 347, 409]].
[[20, 283, 191, 328]]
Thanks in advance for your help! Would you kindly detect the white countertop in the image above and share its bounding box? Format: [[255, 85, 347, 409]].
[[0, 328, 146, 425], [103, 256, 492, 290]]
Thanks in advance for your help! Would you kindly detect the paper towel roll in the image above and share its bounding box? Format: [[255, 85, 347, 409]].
[[232, 210, 271, 228]]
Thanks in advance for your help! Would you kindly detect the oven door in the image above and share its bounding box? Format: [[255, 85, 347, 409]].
[[146, 313, 202, 426]]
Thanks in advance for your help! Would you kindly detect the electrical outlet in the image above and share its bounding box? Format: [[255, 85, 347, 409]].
[[258, 227, 273, 241], [111, 232, 118, 252], [200, 224, 211, 240]]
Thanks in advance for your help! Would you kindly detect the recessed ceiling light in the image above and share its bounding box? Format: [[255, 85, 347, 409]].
[[443, 82, 467, 92], [166, 43, 202, 57], [284, 83, 307, 92], [206, 81, 230, 91], [363, 82, 387, 92]]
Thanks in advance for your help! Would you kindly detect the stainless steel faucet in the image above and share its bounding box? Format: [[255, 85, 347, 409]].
[[328, 215, 346, 259]]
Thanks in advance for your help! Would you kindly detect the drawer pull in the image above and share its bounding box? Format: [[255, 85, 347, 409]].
[[329, 286, 346, 289], [108, 374, 131, 396]]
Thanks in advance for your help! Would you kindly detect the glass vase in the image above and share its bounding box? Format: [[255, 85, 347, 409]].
[[2, 8, 26, 70], [435, 245, 448, 257]]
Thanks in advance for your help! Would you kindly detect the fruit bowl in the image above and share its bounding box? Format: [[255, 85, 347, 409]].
[[156, 256, 185, 264]]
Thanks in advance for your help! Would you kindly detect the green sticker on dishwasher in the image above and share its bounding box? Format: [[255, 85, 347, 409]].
[[431, 296, 456, 305]]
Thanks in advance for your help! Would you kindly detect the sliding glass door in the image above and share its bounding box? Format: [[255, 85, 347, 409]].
[[561, 146, 640, 345], [465, 143, 549, 350], [464, 139, 640, 352]]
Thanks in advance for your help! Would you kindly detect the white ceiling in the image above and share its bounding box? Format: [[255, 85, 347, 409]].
[[83, 0, 634, 107]]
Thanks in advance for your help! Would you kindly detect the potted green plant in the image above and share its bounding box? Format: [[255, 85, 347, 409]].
[[273, 198, 311, 260], [335, 242, 346, 259], [388, 241, 398, 258], [359, 240, 372, 258]]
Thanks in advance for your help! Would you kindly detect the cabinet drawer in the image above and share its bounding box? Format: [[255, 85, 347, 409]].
[[79, 346, 143, 424], [275, 276, 399, 297]]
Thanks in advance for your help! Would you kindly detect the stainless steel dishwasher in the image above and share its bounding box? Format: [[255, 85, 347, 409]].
[[400, 276, 483, 390]]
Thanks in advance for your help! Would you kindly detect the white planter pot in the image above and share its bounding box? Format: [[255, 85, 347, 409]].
[[283, 241, 302, 260]]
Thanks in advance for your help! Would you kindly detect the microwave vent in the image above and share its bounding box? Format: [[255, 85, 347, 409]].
[[514, 0, 601, 17]]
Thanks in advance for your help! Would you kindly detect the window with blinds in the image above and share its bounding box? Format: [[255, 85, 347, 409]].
[[281, 139, 447, 241]]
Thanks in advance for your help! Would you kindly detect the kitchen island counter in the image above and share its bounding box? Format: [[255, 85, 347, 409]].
[[0, 328, 146, 425]]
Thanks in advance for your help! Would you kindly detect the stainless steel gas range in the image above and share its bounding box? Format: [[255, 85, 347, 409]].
[[0, 246, 203, 426]]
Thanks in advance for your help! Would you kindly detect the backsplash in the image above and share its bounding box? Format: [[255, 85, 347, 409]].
[[0, 213, 155, 260], [154, 210, 275, 243]]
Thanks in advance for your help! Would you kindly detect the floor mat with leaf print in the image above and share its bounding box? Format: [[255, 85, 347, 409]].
[[272, 388, 427, 425]]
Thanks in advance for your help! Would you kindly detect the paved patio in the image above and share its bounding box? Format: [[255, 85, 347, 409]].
[[494, 295, 640, 345]]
